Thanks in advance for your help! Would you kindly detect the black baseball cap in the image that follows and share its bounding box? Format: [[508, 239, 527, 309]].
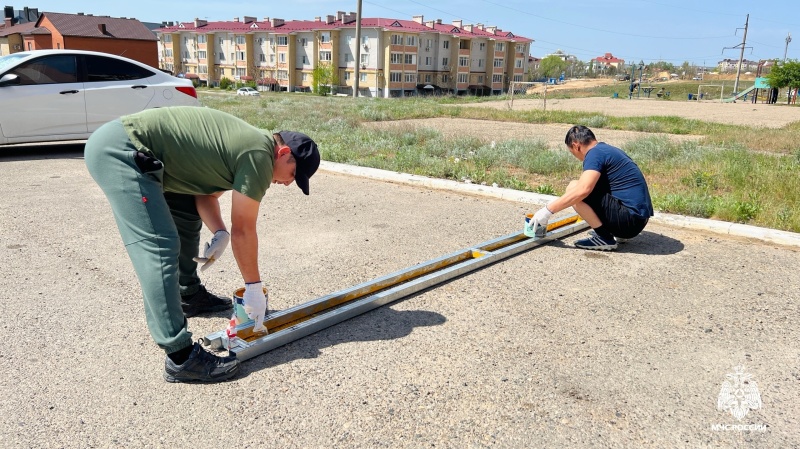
[[277, 131, 320, 195]]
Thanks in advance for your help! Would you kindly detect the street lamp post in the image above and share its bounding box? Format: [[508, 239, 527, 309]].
[[637, 60, 644, 98], [628, 64, 635, 99]]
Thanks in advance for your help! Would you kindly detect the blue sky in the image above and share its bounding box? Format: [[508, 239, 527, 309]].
[[25, 0, 799, 66]]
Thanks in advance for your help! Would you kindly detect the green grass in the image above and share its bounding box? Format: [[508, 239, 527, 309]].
[[198, 92, 800, 233]]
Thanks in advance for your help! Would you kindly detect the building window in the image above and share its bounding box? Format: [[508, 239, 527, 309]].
[[492, 74, 502, 83], [236, 68, 246, 76], [495, 43, 504, 52], [277, 70, 288, 80], [515, 58, 523, 68], [302, 73, 308, 81], [477, 59, 484, 68], [442, 57, 448, 67], [458, 73, 468, 83], [218, 53, 225, 61], [320, 51, 332, 62], [198, 51, 207, 59], [219, 37, 224, 45], [345, 72, 351, 81], [513, 74, 523, 82], [442, 74, 449, 83], [302, 55, 308, 64], [198, 65, 208, 74], [442, 40, 449, 49], [459, 40, 469, 50], [406, 36, 416, 46], [259, 54, 266, 62], [477, 75, 483, 84], [479, 43, 485, 51], [391, 34, 402, 45], [494, 58, 503, 67], [459, 57, 468, 67], [404, 54, 415, 64], [236, 36, 245, 45], [279, 53, 286, 63], [425, 74, 431, 82], [389, 72, 402, 82], [361, 36, 369, 46], [277, 36, 288, 46], [198, 35, 206, 44], [360, 54, 369, 65], [236, 51, 245, 61], [425, 57, 431, 65], [164, 35, 172, 43], [360, 73, 367, 82], [270, 54, 275, 63], [390, 53, 402, 64], [320, 32, 330, 43], [405, 73, 416, 83]]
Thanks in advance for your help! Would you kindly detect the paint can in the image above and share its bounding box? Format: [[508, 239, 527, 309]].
[[524, 214, 547, 239], [232, 286, 268, 324]]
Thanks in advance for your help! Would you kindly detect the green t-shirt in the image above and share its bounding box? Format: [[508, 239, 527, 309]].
[[122, 106, 275, 202]]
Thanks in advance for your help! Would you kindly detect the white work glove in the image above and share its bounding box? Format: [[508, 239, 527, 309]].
[[243, 282, 268, 333], [531, 206, 553, 227], [192, 230, 230, 271]]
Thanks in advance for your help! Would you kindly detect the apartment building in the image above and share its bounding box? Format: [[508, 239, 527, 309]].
[[717, 58, 759, 73], [155, 12, 532, 97]]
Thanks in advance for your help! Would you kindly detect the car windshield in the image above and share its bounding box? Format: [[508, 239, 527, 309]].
[[0, 53, 29, 73]]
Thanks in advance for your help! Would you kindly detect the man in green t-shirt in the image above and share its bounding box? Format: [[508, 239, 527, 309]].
[[85, 106, 320, 383]]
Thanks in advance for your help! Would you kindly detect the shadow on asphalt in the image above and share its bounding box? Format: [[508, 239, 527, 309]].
[[243, 307, 447, 373], [617, 230, 684, 255], [546, 230, 684, 256], [0, 142, 85, 161]]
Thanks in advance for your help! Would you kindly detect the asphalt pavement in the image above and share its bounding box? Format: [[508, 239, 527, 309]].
[[1, 145, 798, 448]]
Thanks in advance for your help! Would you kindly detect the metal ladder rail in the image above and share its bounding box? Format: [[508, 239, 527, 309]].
[[203, 214, 587, 361]]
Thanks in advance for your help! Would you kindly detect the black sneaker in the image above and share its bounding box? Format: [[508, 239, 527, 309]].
[[181, 285, 232, 317], [574, 233, 618, 251], [164, 342, 240, 383]]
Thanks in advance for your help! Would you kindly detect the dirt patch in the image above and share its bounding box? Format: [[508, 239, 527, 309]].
[[363, 118, 702, 149], [464, 96, 800, 128]]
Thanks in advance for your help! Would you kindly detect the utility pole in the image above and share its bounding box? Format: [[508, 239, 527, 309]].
[[353, 0, 362, 98], [785, 32, 792, 62], [733, 14, 749, 94]]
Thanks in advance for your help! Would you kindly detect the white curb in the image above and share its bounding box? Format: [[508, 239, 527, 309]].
[[320, 161, 800, 248]]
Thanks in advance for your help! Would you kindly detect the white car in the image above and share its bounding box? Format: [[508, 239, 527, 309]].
[[236, 87, 260, 96], [0, 49, 200, 146]]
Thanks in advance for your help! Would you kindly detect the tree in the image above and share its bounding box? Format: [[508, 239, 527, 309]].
[[539, 55, 568, 79], [766, 59, 800, 104], [312, 63, 339, 96]]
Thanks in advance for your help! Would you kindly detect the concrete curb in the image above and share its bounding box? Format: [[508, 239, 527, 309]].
[[320, 161, 800, 248]]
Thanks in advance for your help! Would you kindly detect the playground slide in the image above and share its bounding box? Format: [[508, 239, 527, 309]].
[[722, 85, 756, 103]]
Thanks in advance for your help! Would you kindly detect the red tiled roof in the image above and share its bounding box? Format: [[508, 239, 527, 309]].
[[39, 12, 157, 41], [157, 17, 532, 43], [0, 21, 39, 37]]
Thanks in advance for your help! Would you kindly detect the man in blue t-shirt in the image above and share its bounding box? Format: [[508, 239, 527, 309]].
[[528, 125, 653, 251]]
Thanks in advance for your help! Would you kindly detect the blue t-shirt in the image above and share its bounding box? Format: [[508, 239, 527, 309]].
[[583, 142, 654, 218]]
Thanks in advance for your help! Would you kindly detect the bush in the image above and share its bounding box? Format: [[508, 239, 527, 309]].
[[219, 78, 232, 90]]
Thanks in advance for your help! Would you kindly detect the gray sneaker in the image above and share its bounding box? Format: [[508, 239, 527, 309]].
[[164, 342, 240, 383]]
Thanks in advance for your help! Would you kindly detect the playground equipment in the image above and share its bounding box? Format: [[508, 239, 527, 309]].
[[722, 84, 755, 103]]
